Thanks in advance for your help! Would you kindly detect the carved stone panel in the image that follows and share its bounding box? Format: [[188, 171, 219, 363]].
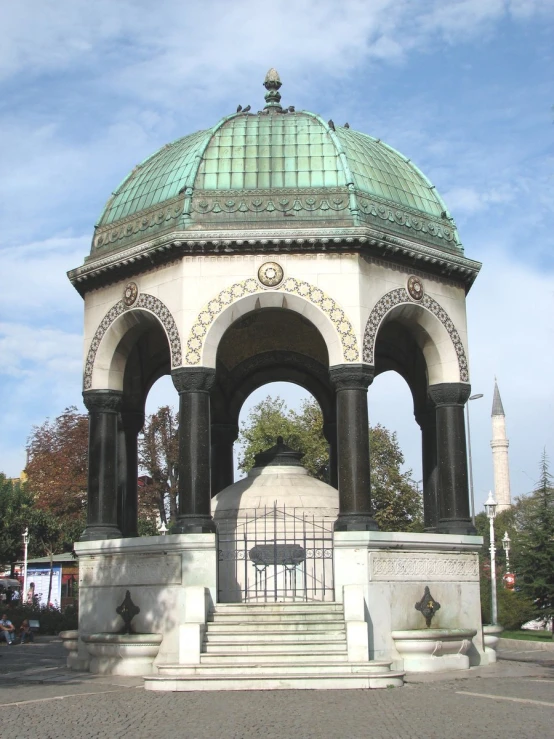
[[79, 554, 182, 588], [370, 552, 479, 582]]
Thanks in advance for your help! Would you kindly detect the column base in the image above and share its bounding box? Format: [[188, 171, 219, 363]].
[[80, 525, 122, 541], [436, 520, 477, 535], [174, 515, 218, 534], [334, 513, 379, 532]]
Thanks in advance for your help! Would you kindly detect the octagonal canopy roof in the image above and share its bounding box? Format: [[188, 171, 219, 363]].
[[100, 113, 447, 226], [89, 70, 464, 262]]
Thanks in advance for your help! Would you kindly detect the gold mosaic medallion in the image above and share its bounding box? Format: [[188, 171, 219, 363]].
[[258, 262, 284, 287], [407, 275, 424, 301], [123, 282, 138, 306]]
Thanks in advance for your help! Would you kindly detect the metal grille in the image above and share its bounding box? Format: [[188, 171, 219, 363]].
[[217, 503, 334, 603]]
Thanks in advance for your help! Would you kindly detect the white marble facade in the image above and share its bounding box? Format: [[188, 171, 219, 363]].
[[83, 252, 470, 393]]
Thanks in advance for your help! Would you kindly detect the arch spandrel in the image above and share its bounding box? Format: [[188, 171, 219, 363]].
[[184, 276, 359, 369], [363, 287, 469, 386], [84, 294, 181, 391]]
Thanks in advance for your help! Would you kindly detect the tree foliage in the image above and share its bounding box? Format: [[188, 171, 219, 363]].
[[512, 451, 554, 634], [138, 406, 179, 524], [238, 396, 422, 532], [26, 407, 88, 521]]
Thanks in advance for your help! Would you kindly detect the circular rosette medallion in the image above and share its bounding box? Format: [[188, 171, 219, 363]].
[[258, 261, 284, 288], [123, 282, 138, 306], [407, 276, 424, 301]]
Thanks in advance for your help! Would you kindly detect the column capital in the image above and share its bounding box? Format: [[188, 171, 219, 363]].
[[171, 367, 216, 394], [83, 389, 123, 414], [428, 382, 471, 408], [329, 364, 374, 391], [211, 423, 239, 444], [121, 410, 145, 435]]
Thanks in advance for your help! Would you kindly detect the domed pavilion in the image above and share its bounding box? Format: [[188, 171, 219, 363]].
[[71, 71, 486, 683]]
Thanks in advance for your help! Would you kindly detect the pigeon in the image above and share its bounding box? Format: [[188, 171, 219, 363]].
[[328, 119, 335, 131], [243, 105, 251, 113], [236, 104, 242, 112], [288, 106, 295, 112], [344, 122, 350, 128]]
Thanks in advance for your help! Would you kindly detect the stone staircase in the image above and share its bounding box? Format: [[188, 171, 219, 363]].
[[144, 601, 404, 691]]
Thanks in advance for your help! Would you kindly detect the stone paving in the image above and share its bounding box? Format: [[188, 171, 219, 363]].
[[0, 639, 553, 739]]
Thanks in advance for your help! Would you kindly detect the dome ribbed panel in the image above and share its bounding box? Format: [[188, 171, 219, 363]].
[[194, 115, 346, 190], [99, 129, 210, 225], [335, 128, 444, 218]]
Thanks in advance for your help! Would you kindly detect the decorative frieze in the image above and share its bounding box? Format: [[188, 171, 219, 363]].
[[362, 287, 469, 382], [83, 293, 182, 390], [371, 553, 479, 582], [185, 276, 359, 365], [79, 555, 182, 588]]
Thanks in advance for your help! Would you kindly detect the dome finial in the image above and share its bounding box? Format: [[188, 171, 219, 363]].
[[263, 68, 282, 112]]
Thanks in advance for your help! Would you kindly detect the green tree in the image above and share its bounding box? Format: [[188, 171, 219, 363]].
[[512, 451, 554, 636], [0, 474, 34, 570], [138, 406, 179, 525], [238, 396, 422, 531]]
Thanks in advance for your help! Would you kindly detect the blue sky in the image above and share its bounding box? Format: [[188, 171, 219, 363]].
[[1, 0, 553, 513]]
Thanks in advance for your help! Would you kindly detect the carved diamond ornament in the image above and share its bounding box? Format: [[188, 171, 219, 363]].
[[407, 275, 424, 301], [258, 261, 284, 287], [123, 282, 138, 306]]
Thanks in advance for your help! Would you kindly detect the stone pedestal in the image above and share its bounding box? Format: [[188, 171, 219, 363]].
[[483, 623, 504, 664], [333, 531, 485, 672], [74, 533, 218, 668], [60, 630, 89, 671]]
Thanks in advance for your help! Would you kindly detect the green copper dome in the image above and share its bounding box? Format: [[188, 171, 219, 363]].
[[92, 71, 460, 257]]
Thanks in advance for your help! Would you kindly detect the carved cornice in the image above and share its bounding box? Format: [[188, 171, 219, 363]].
[[171, 367, 216, 393], [329, 364, 374, 391], [428, 382, 472, 407], [83, 389, 123, 413], [68, 225, 481, 298]]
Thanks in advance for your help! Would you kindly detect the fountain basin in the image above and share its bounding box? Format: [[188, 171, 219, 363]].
[[82, 633, 163, 676], [391, 628, 477, 672], [483, 624, 503, 664]]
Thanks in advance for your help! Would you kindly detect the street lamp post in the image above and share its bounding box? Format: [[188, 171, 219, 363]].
[[466, 393, 484, 526], [22, 527, 29, 603], [502, 531, 511, 573], [485, 491, 498, 624]]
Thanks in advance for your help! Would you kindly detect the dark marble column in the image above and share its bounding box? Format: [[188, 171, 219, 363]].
[[323, 422, 338, 489], [211, 423, 238, 496], [415, 402, 439, 532], [117, 410, 144, 538], [428, 383, 476, 535], [329, 365, 378, 531], [172, 367, 217, 533], [81, 390, 123, 541]]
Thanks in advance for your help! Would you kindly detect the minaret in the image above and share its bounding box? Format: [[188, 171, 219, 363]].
[[490, 379, 511, 512]]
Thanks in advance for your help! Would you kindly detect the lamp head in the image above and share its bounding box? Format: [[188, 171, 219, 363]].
[[484, 491, 497, 519], [502, 531, 511, 550]]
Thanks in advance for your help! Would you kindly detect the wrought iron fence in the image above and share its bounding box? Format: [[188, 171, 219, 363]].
[[217, 503, 334, 603]]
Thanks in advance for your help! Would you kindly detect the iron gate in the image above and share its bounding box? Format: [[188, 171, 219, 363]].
[[217, 503, 334, 603]]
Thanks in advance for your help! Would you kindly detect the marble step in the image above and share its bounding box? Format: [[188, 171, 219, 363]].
[[204, 640, 347, 654], [157, 660, 394, 676], [210, 611, 344, 623], [207, 620, 345, 633], [213, 603, 343, 614], [145, 671, 405, 691], [200, 650, 349, 664], [205, 630, 345, 644]]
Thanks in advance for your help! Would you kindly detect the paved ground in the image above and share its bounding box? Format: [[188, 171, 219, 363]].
[[0, 639, 553, 739]]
